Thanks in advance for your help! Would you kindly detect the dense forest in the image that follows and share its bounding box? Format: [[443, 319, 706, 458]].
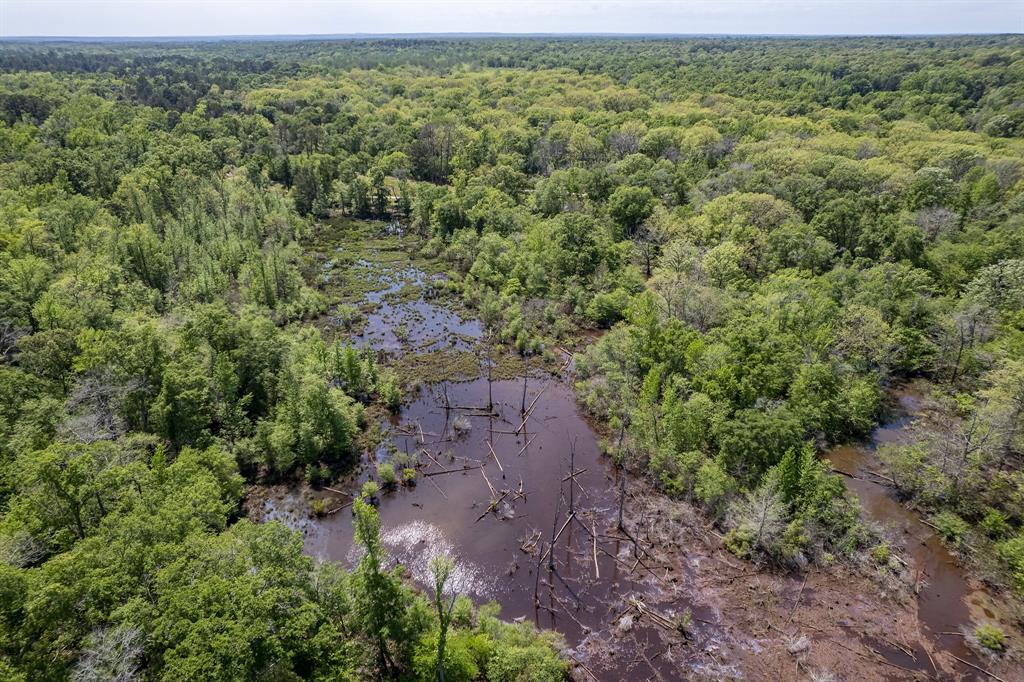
[[0, 35, 1023, 680]]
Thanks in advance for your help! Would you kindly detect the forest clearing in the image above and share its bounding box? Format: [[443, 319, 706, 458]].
[[247, 219, 1021, 680]]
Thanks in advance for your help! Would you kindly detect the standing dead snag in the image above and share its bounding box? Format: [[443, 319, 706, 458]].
[[617, 466, 626, 532], [614, 464, 642, 558], [535, 492, 563, 607], [514, 381, 548, 434], [521, 355, 528, 414], [568, 437, 577, 514]]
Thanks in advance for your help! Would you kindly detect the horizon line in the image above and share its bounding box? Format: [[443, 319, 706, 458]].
[[2, 31, 1022, 41]]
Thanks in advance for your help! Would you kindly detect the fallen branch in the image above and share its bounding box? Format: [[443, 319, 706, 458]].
[[475, 491, 509, 523], [486, 440, 504, 474], [950, 654, 1007, 682], [515, 434, 537, 457], [536, 512, 577, 567], [786, 575, 808, 624], [864, 468, 896, 483], [423, 465, 482, 477], [629, 597, 678, 632], [814, 633, 926, 677], [571, 658, 599, 682], [523, 383, 548, 417], [561, 468, 588, 482], [419, 448, 444, 469], [481, 467, 497, 498]]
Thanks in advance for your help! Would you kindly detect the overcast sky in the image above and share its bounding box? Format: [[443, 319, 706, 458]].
[[1, 0, 1020, 38]]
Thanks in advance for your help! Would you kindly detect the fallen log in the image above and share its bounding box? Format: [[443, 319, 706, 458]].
[[326, 500, 354, 514]]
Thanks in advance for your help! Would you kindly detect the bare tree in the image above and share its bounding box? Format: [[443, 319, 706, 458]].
[[728, 479, 787, 559], [0, 319, 26, 362], [609, 131, 640, 158], [59, 369, 126, 444], [916, 206, 960, 240], [0, 529, 48, 567], [935, 303, 993, 385], [73, 625, 142, 682]]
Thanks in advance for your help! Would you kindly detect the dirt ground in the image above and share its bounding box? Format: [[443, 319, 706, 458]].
[[568, 478, 1022, 682]]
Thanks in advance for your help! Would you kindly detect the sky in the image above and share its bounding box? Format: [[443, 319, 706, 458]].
[[0, 0, 1020, 38]]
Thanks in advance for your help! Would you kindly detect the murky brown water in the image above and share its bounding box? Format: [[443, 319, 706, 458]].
[[302, 372, 721, 678], [826, 387, 994, 679]]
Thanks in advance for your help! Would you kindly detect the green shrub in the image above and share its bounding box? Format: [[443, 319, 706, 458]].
[[974, 623, 1006, 652], [997, 534, 1024, 595], [871, 543, 891, 565], [305, 464, 331, 486], [376, 462, 398, 488], [411, 630, 485, 682], [486, 644, 566, 682], [932, 510, 970, 545], [332, 303, 361, 330], [981, 508, 1011, 539], [694, 458, 734, 513], [402, 468, 418, 486], [724, 526, 755, 559], [378, 371, 403, 412], [584, 288, 631, 328], [649, 448, 702, 498], [360, 480, 380, 501], [451, 595, 474, 628]]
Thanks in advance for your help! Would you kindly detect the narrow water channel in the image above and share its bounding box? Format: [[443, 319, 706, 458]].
[[826, 387, 1002, 679]]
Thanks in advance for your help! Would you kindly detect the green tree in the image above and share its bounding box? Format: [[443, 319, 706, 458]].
[[607, 185, 656, 239]]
